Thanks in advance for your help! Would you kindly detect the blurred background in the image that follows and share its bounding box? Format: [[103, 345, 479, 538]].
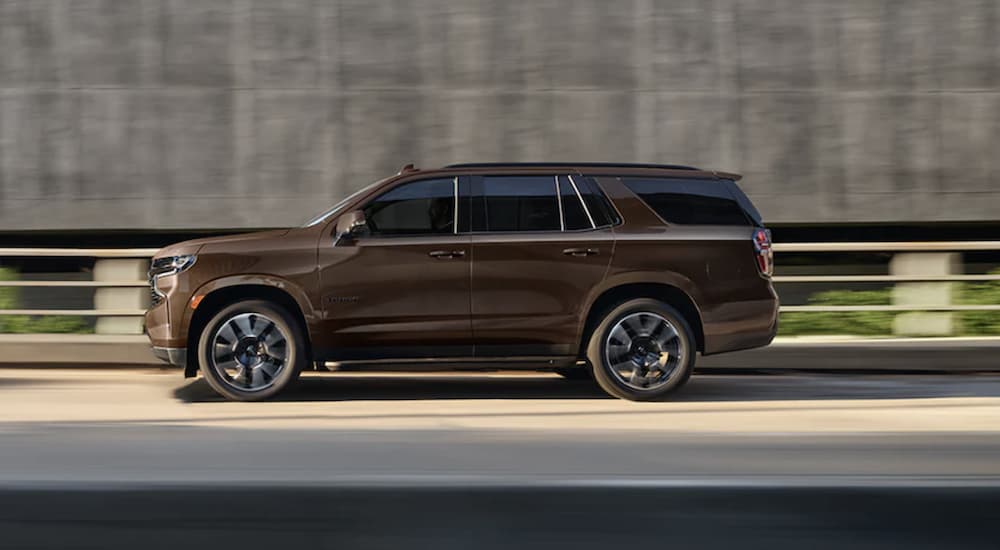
[[2, 0, 999, 340], [1, 3, 1000, 547], [0, 0, 998, 231]]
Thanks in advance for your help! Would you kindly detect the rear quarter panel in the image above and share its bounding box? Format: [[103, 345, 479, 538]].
[[593, 176, 778, 355]]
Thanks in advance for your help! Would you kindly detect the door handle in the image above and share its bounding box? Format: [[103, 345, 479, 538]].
[[562, 247, 599, 257], [429, 250, 466, 259]]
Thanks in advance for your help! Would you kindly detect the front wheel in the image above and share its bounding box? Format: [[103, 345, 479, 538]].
[[197, 300, 306, 401], [586, 299, 696, 401]]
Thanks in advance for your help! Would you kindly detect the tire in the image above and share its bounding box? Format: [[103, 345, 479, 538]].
[[197, 299, 306, 401], [586, 298, 696, 401]]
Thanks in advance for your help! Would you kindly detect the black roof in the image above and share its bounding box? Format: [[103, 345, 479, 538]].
[[445, 162, 700, 171]]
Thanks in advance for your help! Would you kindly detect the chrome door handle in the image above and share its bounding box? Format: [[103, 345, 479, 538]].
[[429, 250, 465, 259], [562, 248, 599, 257]]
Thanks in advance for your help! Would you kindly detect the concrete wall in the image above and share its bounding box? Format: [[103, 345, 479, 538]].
[[0, 0, 998, 231]]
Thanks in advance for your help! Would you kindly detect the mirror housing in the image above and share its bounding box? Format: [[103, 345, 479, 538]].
[[335, 210, 367, 244]]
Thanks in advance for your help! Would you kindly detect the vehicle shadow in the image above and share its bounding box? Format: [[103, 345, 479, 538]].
[[175, 373, 611, 403], [0, 376, 62, 389], [173, 371, 1000, 404]]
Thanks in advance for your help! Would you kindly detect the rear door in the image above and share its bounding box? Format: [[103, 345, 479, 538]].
[[468, 174, 615, 358]]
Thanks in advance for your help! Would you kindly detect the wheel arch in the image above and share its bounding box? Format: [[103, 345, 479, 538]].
[[578, 282, 705, 357], [183, 280, 313, 377]]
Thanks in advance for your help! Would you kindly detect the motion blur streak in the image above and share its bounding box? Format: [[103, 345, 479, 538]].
[[1, 1, 999, 231], [1, 370, 1000, 548], [2, 487, 997, 550], [3, 0, 1000, 547]]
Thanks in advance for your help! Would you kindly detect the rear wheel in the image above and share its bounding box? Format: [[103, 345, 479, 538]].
[[587, 298, 695, 401], [197, 300, 306, 401]]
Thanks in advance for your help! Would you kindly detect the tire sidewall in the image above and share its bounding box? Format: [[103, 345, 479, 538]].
[[197, 300, 306, 401], [587, 299, 695, 401]]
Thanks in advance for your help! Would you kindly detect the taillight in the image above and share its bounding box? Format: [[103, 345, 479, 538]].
[[752, 228, 773, 278]]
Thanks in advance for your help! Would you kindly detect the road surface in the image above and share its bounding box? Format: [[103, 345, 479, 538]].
[[0, 368, 998, 548]]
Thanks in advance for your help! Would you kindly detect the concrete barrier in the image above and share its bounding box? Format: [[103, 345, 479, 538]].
[[697, 337, 1000, 372], [0, 334, 158, 365], [891, 253, 960, 337], [93, 259, 150, 335], [1, 334, 998, 372], [2, 1, 1000, 231]]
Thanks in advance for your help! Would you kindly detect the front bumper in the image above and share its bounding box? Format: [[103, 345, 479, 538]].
[[152, 346, 187, 368]]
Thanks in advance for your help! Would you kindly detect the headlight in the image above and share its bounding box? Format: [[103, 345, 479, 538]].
[[148, 255, 196, 305], [149, 255, 197, 278]]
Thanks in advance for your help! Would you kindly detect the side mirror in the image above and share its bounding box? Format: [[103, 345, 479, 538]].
[[335, 210, 367, 244]]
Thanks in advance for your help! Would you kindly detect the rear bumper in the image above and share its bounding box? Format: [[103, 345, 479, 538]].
[[152, 346, 187, 368], [701, 292, 780, 356]]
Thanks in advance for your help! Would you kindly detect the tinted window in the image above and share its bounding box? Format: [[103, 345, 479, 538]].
[[480, 176, 560, 232], [622, 177, 750, 226], [363, 178, 455, 236], [576, 176, 619, 227], [558, 175, 592, 230], [723, 179, 763, 226]]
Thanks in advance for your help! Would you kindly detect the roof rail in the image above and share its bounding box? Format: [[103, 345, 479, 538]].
[[444, 162, 700, 171]]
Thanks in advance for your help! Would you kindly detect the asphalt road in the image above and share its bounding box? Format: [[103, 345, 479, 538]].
[[1, 369, 999, 548]]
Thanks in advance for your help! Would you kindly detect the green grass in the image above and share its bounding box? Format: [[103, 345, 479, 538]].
[[778, 269, 1000, 337], [957, 270, 1000, 336], [0, 268, 92, 334], [778, 288, 893, 337]]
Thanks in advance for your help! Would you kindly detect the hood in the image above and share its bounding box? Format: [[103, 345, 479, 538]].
[[154, 229, 292, 258]]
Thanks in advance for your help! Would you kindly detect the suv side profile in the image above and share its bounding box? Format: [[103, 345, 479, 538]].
[[146, 163, 778, 401]]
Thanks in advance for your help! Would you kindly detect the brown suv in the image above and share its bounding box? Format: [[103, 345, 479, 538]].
[[146, 162, 778, 401]]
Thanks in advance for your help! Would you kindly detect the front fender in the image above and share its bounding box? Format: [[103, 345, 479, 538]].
[[180, 274, 317, 339]]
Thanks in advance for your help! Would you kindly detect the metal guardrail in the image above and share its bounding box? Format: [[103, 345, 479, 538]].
[[1, 242, 999, 325], [780, 305, 1000, 313], [772, 241, 1000, 252], [769, 241, 1000, 313], [769, 242, 1000, 289], [0, 309, 148, 316], [775, 275, 1000, 283], [0, 248, 154, 319], [0, 248, 159, 257]]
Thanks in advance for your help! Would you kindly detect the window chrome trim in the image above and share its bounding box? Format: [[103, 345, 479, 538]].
[[453, 176, 459, 235], [554, 175, 565, 231], [567, 174, 596, 229]]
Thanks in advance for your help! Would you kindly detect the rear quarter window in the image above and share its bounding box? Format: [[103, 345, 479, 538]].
[[622, 177, 753, 226], [576, 176, 621, 227], [722, 179, 763, 226]]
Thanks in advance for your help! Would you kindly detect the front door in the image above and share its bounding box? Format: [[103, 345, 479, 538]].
[[468, 174, 614, 358], [315, 177, 472, 361]]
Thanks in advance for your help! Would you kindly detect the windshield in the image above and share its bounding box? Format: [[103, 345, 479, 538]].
[[301, 178, 388, 227]]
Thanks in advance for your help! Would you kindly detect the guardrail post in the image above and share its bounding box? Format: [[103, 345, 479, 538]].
[[93, 259, 149, 334], [890, 253, 960, 336]]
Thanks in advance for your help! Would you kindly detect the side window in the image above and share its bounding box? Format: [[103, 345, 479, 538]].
[[557, 175, 592, 230], [576, 176, 620, 227], [622, 177, 750, 226], [363, 178, 455, 236], [478, 176, 561, 232]]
